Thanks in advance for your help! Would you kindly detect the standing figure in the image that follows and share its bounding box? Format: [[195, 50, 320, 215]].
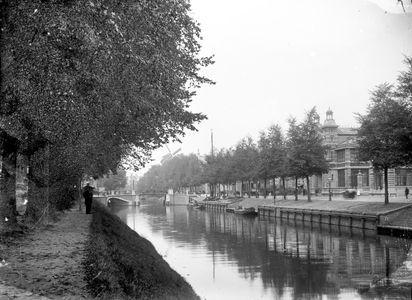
[[405, 187, 409, 199], [83, 183, 94, 214]]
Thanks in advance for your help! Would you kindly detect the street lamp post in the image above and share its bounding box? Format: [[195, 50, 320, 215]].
[[328, 177, 332, 201]]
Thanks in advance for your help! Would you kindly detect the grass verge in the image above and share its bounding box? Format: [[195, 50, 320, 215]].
[[83, 202, 200, 300]]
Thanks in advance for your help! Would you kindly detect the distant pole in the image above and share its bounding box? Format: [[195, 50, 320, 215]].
[[211, 129, 214, 197], [211, 129, 214, 156]]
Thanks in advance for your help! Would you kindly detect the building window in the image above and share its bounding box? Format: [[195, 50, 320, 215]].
[[338, 170, 345, 187], [326, 149, 332, 161], [350, 169, 369, 188], [337, 150, 345, 162], [395, 168, 412, 186], [374, 172, 383, 190], [350, 149, 358, 162]]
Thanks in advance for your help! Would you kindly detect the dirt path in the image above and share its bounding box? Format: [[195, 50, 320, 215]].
[[0, 208, 92, 300]]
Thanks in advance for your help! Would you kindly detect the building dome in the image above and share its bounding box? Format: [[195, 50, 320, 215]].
[[326, 107, 333, 118], [322, 108, 338, 129]]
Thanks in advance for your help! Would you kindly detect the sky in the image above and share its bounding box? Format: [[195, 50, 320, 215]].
[[135, 0, 412, 176]]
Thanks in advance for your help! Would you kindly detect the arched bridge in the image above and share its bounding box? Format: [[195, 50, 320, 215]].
[[138, 193, 167, 199], [94, 193, 139, 206]]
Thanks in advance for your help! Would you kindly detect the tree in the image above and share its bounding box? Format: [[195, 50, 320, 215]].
[[203, 148, 229, 196], [287, 108, 329, 202], [185, 154, 205, 190], [356, 83, 412, 204], [100, 170, 128, 191], [0, 0, 213, 230], [231, 136, 258, 197], [202, 153, 218, 196], [257, 132, 271, 198], [395, 55, 412, 162], [135, 153, 207, 194], [258, 124, 288, 200], [396, 56, 412, 106], [219, 149, 237, 196]]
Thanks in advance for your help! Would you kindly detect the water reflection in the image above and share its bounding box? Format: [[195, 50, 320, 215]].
[[112, 204, 412, 300]]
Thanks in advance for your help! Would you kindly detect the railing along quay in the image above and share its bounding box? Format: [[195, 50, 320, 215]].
[[258, 205, 379, 230]]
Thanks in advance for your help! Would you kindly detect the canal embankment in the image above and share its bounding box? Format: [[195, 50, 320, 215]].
[[201, 195, 412, 238], [0, 201, 200, 300], [84, 202, 200, 300]]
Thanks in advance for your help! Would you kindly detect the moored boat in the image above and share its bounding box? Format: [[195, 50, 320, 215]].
[[233, 206, 257, 216], [187, 202, 198, 208], [187, 200, 205, 210], [194, 204, 205, 210]]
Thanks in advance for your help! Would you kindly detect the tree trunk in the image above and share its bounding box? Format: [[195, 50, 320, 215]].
[[78, 177, 83, 211], [273, 177, 276, 200], [248, 180, 251, 198], [306, 176, 311, 202], [256, 180, 259, 198], [264, 178, 267, 198], [295, 177, 298, 201], [26, 153, 36, 219], [0, 133, 20, 231], [232, 181, 237, 198], [282, 176, 286, 200], [384, 167, 389, 205]]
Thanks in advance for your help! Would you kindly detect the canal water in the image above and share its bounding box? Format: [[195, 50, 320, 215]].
[[111, 203, 412, 300]]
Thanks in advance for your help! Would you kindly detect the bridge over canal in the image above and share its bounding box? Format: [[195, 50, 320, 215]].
[[138, 193, 191, 206], [93, 191, 196, 206], [94, 192, 138, 206]]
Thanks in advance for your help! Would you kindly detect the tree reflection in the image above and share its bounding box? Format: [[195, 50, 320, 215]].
[[113, 205, 412, 299]]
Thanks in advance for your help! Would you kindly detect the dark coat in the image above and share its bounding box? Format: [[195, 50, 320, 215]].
[[83, 187, 93, 201]]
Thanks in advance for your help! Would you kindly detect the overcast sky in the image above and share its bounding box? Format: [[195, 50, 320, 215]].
[[136, 0, 412, 176]]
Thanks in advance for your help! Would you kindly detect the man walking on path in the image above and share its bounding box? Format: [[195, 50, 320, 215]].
[[83, 183, 94, 214], [406, 187, 409, 199]]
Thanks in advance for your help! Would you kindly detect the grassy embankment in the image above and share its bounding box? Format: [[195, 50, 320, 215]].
[[84, 202, 200, 300]]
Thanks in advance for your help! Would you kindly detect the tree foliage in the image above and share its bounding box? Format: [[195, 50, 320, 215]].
[[286, 107, 329, 201], [136, 55, 412, 203], [232, 136, 259, 195], [257, 124, 287, 198], [137, 153, 205, 193], [98, 170, 128, 191], [0, 0, 213, 229], [356, 83, 412, 204], [137, 109, 330, 201], [356, 56, 412, 205]]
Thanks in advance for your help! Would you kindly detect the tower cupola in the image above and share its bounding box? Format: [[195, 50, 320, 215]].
[[326, 107, 334, 120]]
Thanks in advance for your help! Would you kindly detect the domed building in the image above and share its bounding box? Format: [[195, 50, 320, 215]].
[[316, 109, 411, 196]]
